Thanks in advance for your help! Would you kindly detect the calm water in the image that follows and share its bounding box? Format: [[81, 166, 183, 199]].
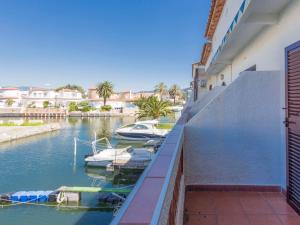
[[0, 117, 146, 225]]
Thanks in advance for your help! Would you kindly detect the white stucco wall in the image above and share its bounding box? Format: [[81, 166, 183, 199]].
[[184, 71, 285, 188], [189, 86, 226, 119], [209, 0, 300, 88], [210, 0, 245, 55]]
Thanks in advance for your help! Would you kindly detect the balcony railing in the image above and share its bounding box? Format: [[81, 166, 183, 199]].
[[210, 0, 251, 66], [111, 108, 190, 225]]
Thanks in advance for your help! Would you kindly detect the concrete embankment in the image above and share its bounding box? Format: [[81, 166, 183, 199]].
[[0, 123, 62, 143]]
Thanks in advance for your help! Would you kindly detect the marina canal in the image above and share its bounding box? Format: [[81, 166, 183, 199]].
[[0, 117, 145, 225]]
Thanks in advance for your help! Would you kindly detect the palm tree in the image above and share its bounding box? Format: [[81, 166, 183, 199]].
[[137, 96, 171, 119], [96, 81, 114, 106], [154, 82, 167, 101], [134, 96, 148, 110], [168, 84, 182, 105]]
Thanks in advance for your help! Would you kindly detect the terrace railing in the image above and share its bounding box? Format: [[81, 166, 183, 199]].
[[111, 108, 190, 225]]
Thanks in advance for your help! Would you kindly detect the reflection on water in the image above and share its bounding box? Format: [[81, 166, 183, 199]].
[[0, 117, 146, 225]]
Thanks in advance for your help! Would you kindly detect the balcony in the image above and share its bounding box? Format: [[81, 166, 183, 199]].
[[184, 190, 299, 225], [206, 0, 290, 74], [110, 70, 300, 225]]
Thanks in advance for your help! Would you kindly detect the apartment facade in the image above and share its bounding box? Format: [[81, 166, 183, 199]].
[[22, 88, 83, 108], [0, 87, 22, 107], [111, 1, 300, 225], [191, 0, 300, 218]]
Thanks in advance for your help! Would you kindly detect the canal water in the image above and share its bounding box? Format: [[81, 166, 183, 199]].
[[0, 117, 147, 225]]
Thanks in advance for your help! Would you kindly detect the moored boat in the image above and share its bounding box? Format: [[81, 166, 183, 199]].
[[114, 120, 169, 141]]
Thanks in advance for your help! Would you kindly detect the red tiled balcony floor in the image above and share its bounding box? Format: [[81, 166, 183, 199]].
[[184, 191, 300, 225]]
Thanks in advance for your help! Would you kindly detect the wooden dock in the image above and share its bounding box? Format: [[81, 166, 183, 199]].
[[57, 186, 131, 194], [24, 108, 66, 118]]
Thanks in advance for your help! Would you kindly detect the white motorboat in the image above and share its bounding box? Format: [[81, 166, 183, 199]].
[[84, 137, 154, 167], [169, 105, 184, 112], [114, 120, 169, 141]]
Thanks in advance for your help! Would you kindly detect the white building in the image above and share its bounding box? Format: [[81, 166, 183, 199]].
[[188, 0, 300, 213], [55, 88, 83, 107], [22, 88, 57, 108], [23, 88, 83, 108], [194, 0, 298, 94], [0, 87, 22, 107]]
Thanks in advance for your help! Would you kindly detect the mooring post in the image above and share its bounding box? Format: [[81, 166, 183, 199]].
[[74, 137, 77, 157], [94, 131, 97, 142], [73, 137, 77, 172]]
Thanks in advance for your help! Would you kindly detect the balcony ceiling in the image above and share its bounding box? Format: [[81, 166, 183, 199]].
[[207, 0, 290, 75]]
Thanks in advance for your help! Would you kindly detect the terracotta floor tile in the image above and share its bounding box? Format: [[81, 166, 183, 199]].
[[262, 192, 285, 200], [215, 197, 245, 214], [185, 191, 216, 214], [217, 214, 250, 225], [211, 191, 241, 199], [238, 192, 263, 198], [267, 199, 298, 215], [239, 194, 274, 214], [279, 215, 300, 225], [184, 214, 217, 225], [247, 215, 282, 225]]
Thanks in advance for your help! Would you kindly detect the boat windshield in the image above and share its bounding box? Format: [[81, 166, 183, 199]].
[[122, 124, 135, 129], [133, 124, 149, 130]]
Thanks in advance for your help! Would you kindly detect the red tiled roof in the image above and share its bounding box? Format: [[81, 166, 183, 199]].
[[205, 0, 226, 39], [200, 42, 212, 65], [0, 87, 19, 91]]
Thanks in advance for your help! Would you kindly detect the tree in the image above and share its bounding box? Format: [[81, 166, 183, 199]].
[[5, 99, 15, 107], [134, 96, 148, 110], [136, 96, 171, 119], [154, 82, 167, 101], [169, 85, 182, 105], [96, 81, 114, 106], [68, 102, 78, 112], [43, 101, 50, 108]]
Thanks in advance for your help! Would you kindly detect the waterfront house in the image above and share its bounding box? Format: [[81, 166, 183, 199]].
[[111, 0, 300, 225], [22, 87, 57, 108], [22, 87, 83, 108], [0, 87, 22, 107], [88, 87, 131, 109], [55, 88, 83, 108]]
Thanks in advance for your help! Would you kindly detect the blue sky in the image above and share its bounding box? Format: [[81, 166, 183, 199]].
[[0, 0, 209, 91]]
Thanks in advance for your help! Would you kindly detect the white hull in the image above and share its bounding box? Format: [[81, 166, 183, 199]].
[[84, 147, 153, 168]]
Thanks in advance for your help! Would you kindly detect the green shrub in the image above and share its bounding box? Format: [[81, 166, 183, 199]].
[[78, 101, 92, 112], [68, 102, 78, 112], [101, 105, 112, 111], [43, 101, 50, 108]]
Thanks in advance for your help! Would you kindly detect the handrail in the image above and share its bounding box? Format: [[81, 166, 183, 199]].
[[110, 107, 190, 225]]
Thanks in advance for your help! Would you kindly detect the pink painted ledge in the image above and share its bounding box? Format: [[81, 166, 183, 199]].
[[119, 177, 165, 225], [116, 108, 190, 225]]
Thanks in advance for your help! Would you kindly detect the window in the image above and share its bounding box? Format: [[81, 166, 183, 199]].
[[134, 125, 149, 130]]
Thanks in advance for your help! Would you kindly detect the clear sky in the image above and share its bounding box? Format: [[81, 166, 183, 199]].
[[0, 0, 209, 91]]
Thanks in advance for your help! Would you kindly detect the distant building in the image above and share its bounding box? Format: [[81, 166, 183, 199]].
[[87, 87, 160, 109], [22, 87, 83, 108], [0, 87, 22, 107], [55, 88, 83, 107]]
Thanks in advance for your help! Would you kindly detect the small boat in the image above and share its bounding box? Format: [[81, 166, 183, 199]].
[[169, 105, 184, 112], [84, 138, 153, 167], [114, 120, 168, 141]]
